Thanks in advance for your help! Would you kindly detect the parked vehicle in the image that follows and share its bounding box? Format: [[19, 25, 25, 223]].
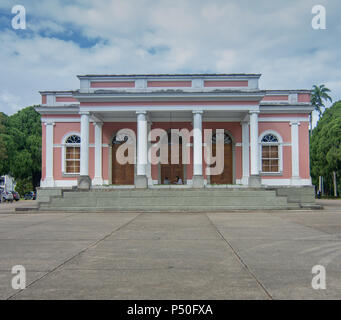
[[1, 191, 14, 203], [24, 191, 36, 200], [11, 191, 20, 201]]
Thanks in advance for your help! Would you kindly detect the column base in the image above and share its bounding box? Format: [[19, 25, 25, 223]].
[[135, 175, 148, 189], [77, 175, 92, 190], [92, 177, 104, 186], [43, 177, 55, 188], [248, 175, 262, 187], [192, 175, 204, 188]]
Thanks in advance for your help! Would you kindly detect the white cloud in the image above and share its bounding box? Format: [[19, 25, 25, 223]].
[[0, 0, 339, 116]]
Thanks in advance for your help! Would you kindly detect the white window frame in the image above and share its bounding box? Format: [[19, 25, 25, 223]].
[[258, 130, 283, 174], [61, 132, 81, 175]]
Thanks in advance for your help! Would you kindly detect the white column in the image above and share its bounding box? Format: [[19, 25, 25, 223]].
[[241, 121, 250, 185], [249, 111, 259, 176], [136, 111, 148, 176], [193, 111, 203, 176], [80, 112, 90, 176], [146, 121, 153, 185], [44, 122, 55, 187], [290, 121, 300, 184], [93, 122, 103, 185]]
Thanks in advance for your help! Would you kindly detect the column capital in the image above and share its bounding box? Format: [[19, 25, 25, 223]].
[[290, 121, 301, 126], [136, 110, 147, 115], [192, 110, 203, 114], [44, 121, 55, 126], [79, 111, 90, 116], [93, 121, 103, 127], [249, 110, 260, 115]]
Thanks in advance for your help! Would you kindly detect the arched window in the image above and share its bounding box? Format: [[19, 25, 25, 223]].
[[261, 133, 280, 173], [65, 135, 81, 174], [212, 132, 232, 144]]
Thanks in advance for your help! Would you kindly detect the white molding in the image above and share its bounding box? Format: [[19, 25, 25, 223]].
[[259, 117, 309, 122], [249, 111, 259, 175], [290, 121, 300, 179], [258, 130, 283, 174], [93, 122, 103, 185], [79, 105, 260, 113], [261, 178, 311, 186], [241, 121, 250, 184], [80, 113, 90, 176], [44, 122, 55, 187]]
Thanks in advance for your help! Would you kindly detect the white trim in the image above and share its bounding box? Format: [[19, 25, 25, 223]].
[[290, 121, 300, 179], [93, 122, 103, 185], [136, 111, 148, 176], [261, 178, 311, 186], [193, 111, 203, 176], [241, 121, 250, 185], [44, 122, 55, 187], [80, 105, 260, 113], [249, 111, 259, 175], [259, 130, 283, 174], [80, 112, 90, 176], [60, 132, 81, 174], [54, 180, 78, 187], [42, 117, 81, 123], [259, 117, 309, 122]]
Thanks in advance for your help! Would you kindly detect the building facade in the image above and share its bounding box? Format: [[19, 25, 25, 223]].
[[36, 74, 313, 189]]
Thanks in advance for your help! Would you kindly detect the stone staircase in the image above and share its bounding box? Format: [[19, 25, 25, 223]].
[[36, 188, 305, 212]]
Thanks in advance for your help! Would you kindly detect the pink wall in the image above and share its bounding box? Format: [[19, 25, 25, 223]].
[[42, 116, 311, 184], [298, 93, 311, 103], [53, 123, 80, 144], [150, 122, 193, 181], [102, 122, 137, 181], [90, 81, 135, 88], [147, 81, 192, 87], [41, 95, 47, 104], [259, 122, 291, 143], [55, 97, 78, 103], [203, 122, 243, 180], [299, 122, 310, 179], [204, 81, 248, 87], [262, 95, 288, 101]]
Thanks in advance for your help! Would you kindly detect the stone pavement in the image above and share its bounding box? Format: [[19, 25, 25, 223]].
[[0, 199, 340, 299]]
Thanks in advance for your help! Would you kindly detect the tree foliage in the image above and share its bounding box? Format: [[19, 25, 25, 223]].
[[1, 106, 41, 189], [311, 84, 332, 119], [310, 101, 341, 195]]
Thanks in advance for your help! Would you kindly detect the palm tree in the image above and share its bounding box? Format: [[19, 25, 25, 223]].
[[310, 84, 332, 137], [311, 84, 332, 119]]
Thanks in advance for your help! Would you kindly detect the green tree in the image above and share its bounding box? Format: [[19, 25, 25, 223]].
[[311, 84, 333, 119], [15, 177, 33, 197], [0, 113, 8, 175], [5, 106, 42, 189], [311, 101, 341, 196]]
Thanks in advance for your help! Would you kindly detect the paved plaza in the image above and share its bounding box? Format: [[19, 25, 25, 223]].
[[0, 200, 341, 299]]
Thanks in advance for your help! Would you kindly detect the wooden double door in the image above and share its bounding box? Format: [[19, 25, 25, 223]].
[[209, 140, 233, 185], [161, 144, 184, 184], [111, 143, 134, 185]]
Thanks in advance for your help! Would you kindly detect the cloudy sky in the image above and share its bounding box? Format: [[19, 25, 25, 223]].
[[0, 0, 339, 124]]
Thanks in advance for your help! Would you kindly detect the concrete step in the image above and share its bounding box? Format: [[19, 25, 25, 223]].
[[37, 188, 304, 212], [39, 203, 300, 212], [61, 190, 279, 199]]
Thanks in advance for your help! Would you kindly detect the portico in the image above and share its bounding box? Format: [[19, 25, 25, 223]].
[[37, 73, 314, 189]]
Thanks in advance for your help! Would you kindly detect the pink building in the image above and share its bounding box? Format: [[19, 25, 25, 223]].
[[36, 74, 313, 190]]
